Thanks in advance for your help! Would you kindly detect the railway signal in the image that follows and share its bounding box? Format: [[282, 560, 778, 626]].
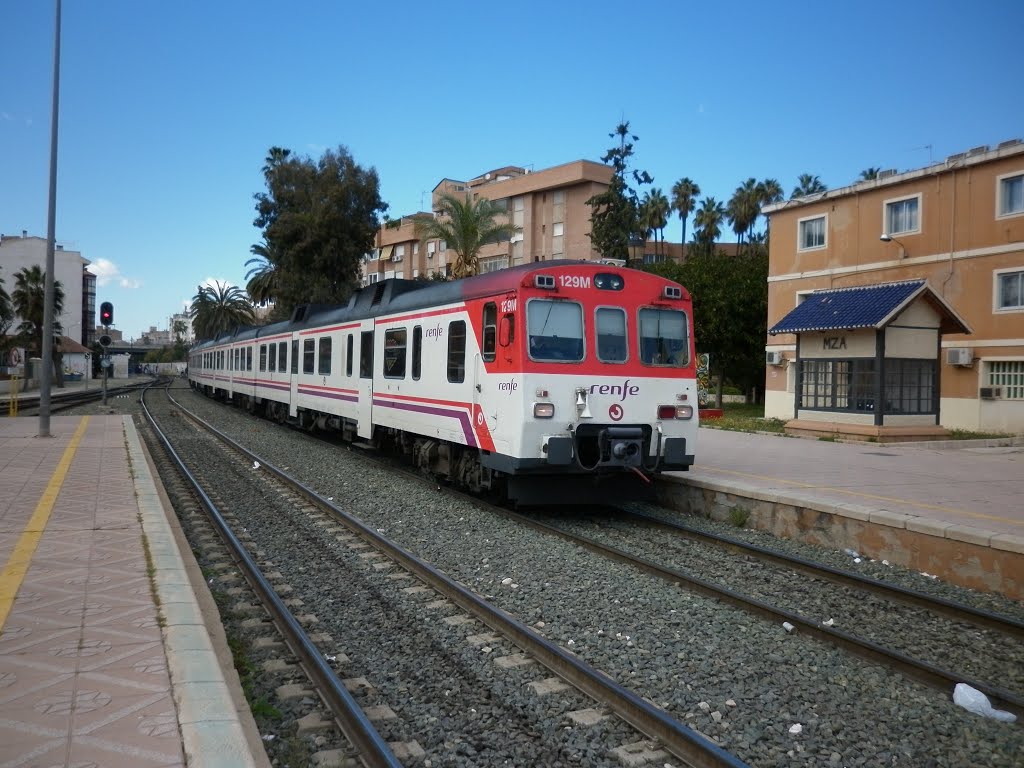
[[100, 302, 113, 327]]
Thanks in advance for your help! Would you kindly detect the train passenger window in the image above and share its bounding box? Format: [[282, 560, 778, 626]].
[[268, 344, 276, 372], [247, 346, 253, 371], [291, 340, 298, 374], [318, 338, 332, 375], [359, 331, 373, 378], [278, 342, 287, 372], [527, 299, 584, 362], [346, 334, 353, 376], [638, 308, 689, 367], [447, 321, 466, 383], [303, 339, 315, 374], [596, 307, 628, 363], [412, 326, 422, 380], [384, 329, 407, 379], [482, 302, 497, 362], [259, 344, 267, 372]]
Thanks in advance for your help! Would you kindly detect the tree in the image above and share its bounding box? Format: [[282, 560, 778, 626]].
[[727, 178, 760, 251], [791, 173, 827, 199], [586, 121, 653, 261], [640, 188, 670, 257], [189, 282, 256, 341], [670, 177, 700, 249], [859, 167, 881, 181], [756, 178, 785, 244], [0, 274, 13, 344], [413, 192, 520, 279], [245, 238, 279, 306], [254, 144, 388, 317], [692, 197, 726, 255], [12, 265, 66, 386]]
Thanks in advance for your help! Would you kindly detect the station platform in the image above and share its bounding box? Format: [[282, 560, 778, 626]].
[[0, 415, 267, 768], [662, 428, 1024, 599]]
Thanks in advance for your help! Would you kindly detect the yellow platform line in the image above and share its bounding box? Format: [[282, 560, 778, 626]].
[[700, 464, 1021, 528], [0, 417, 91, 631]]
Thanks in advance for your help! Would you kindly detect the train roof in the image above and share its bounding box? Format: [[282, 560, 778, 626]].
[[190, 261, 687, 350]]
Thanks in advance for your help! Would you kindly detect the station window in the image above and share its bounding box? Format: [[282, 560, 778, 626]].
[[798, 214, 826, 251], [447, 320, 467, 382], [412, 326, 422, 380], [997, 172, 1024, 218], [988, 361, 1024, 400], [638, 308, 688, 367], [527, 299, 584, 362], [884, 194, 921, 236], [303, 339, 315, 374], [360, 331, 373, 378], [384, 328, 407, 379], [596, 307, 627, 363], [996, 269, 1024, 311], [278, 341, 287, 372], [318, 337, 332, 375], [482, 303, 497, 362]]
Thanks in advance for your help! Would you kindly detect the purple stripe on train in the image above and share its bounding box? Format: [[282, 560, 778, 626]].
[[299, 387, 358, 403], [373, 399, 477, 448]]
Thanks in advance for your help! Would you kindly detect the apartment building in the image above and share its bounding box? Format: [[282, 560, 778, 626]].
[[763, 140, 1024, 437], [363, 160, 614, 282], [0, 232, 97, 348]]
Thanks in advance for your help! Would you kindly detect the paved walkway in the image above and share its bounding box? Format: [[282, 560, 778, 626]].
[[0, 415, 266, 767], [684, 427, 1024, 541]]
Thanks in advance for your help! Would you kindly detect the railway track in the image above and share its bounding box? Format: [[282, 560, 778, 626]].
[[2, 378, 152, 416], [142, 381, 749, 767]]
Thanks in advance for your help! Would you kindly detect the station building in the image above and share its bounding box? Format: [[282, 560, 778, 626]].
[[763, 140, 1024, 438]]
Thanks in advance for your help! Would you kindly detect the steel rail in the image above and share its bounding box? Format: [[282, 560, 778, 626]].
[[624, 508, 1024, 641], [503, 508, 1024, 724], [165, 388, 750, 768], [143, 385, 402, 768]]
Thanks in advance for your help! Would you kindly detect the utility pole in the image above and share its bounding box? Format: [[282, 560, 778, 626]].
[[38, 0, 62, 437]]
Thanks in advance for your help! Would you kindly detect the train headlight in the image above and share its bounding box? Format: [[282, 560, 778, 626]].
[[533, 403, 555, 418], [658, 404, 693, 419]]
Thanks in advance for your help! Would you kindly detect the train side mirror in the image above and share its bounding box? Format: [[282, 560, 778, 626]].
[[498, 314, 514, 347]]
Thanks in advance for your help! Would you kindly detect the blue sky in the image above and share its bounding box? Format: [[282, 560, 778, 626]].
[[3, 0, 1022, 340]]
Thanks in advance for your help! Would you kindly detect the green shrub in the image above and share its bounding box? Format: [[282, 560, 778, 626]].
[[728, 506, 750, 527]]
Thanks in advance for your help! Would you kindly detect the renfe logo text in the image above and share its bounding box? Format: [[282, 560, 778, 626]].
[[589, 380, 640, 401], [425, 324, 444, 339]]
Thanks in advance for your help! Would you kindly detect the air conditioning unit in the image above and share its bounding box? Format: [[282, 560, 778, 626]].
[[979, 387, 1002, 400], [945, 348, 973, 366], [766, 351, 785, 366]]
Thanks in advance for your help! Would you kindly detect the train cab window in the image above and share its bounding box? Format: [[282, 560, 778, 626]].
[[482, 302, 497, 362], [596, 307, 628, 363], [384, 328, 407, 379], [291, 340, 298, 374], [278, 341, 287, 372], [638, 308, 689, 367], [303, 339, 315, 374], [412, 326, 422, 380], [360, 331, 373, 378], [346, 334, 354, 376], [527, 299, 584, 362], [259, 344, 267, 372], [268, 344, 276, 372], [318, 337, 332, 375], [447, 321, 467, 383]]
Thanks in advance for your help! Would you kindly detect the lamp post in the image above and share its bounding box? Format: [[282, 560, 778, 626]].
[[879, 233, 908, 259]]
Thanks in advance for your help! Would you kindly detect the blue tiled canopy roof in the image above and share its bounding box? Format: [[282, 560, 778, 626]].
[[768, 280, 970, 335]]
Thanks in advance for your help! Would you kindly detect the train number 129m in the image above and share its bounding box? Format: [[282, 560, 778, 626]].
[[559, 275, 592, 289]]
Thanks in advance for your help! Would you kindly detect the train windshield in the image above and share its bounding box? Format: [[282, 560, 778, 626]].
[[638, 308, 689, 367], [527, 299, 584, 362]]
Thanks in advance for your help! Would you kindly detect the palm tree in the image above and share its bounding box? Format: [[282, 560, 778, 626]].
[[727, 178, 761, 251], [413, 192, 521, 279], [262, 146, 292, 177], [692, 197, 726, 254], [756, 178, 785, 243], [643, 188, 670, 256], [859, 167, 881, 181], [670, 177, 700, 248], [189, 282, 255, 341], [0, 274, 13, 342], [245, 238, 279, 306], [791, 173, 828, 199], [12, 265, 65, 385]]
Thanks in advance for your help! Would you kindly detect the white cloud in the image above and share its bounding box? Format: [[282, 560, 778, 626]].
[[89, 258, 141, 289]]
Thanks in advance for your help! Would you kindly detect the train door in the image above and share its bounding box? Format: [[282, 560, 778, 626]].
[[289, 337, 299, 417], [357, 324, 374, 439]]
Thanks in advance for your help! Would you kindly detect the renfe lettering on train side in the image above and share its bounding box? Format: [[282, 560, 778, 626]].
[[498, 380, 518, 394], [589, 380, 640, 401], [559, 275, 591, 289], [425, 324, 444, 339]]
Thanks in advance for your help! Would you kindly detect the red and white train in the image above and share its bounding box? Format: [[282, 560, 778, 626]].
[[189, 260, 698, 504]]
